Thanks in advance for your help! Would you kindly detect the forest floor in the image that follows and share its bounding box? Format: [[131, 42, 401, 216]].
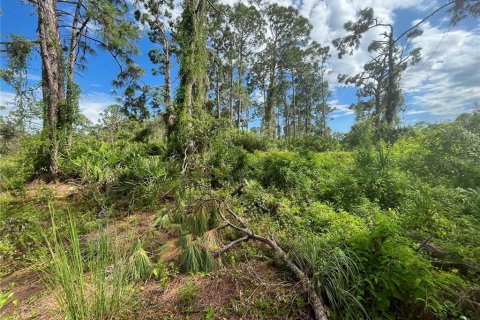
[[0, 182, 311, 320]]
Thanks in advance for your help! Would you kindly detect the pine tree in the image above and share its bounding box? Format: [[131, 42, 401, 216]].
[[333, 8, 422, 133]]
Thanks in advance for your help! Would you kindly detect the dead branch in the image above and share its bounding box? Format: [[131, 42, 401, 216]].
[[213, 235, 250, 257], [214, 200, 329, 320]]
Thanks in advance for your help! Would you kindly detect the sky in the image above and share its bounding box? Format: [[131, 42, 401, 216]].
[[0, 0, 479, 133]]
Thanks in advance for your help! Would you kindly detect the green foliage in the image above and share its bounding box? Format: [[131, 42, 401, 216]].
[[177, 281, 198, 306], [1, 104, 479, 320], [278, 135, 341, 152], [354, 142, 411, 209], [0, 287, 14, 309], [152, 259, 169, 287], [394, 115, 480, 188], [229, 130, 271, 152], [177, 234, 215, 273], [292, 237, 366, 319], [248, 151, 315, 196], [46, 214, 136, 320], [128, 240, 153, 281]]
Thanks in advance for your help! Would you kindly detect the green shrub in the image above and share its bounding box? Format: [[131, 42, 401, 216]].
[[229, 130, 271, 152], [292, 237, 366, 319], [177, 234, 215, 273], [278, 135, 341, 152], [248, 151, 315, 197], [177, 281, 198, 306]]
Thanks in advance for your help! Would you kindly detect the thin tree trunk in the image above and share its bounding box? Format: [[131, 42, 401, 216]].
[[385, 28, 396, 126], [320, 70, 327, 137], [229, 57, 234, 124], [265, 60, 277, 138], [291, 70, 296, 138], [216, 64, 221, 118], [281, 70, 288, 138], [163, 42, 172, 107], [236, 50, 243, 130], [305, 100, 310, 135]]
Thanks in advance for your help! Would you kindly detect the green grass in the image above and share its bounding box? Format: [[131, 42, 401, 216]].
[[45, 213, 136, 320]]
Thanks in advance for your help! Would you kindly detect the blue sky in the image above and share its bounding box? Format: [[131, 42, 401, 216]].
[[1, 0, 479, 133]]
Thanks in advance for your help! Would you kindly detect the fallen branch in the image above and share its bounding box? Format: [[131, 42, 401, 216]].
[[214, 201, 329, 320], [213, 235, 250, 257]]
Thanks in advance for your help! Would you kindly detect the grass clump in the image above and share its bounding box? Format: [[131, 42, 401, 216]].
[[45, 213, 136, 320], [177, 281, 198, 306]]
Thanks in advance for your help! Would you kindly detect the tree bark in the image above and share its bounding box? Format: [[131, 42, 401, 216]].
[[236, 49, 243, 130], [265, 60, 277, 138], [291, 70, 296, 138], [65, 0, 83, 152], [216, 64, 221, 118], [229, 57, 234, 124], [385, 28, 396, 126], [37, 0, 65, 176]]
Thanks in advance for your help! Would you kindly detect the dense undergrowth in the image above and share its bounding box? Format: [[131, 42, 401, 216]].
[[1, 112, 479, 320]]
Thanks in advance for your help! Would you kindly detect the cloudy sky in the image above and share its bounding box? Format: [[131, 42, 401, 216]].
[[1, 0, 479, 132]]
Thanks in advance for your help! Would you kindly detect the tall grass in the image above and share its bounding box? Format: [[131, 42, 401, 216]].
[[292, 237, 367, 319], [45, 213, 135, 320]]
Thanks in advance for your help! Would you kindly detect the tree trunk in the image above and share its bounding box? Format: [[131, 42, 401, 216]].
[[291, 71, 296, 138], [385, 28, 396, 126], [236, 50, 243, 130], [216, 64, 221, 118], [265, 60, 277, 138], [65, 0, 83, 152], [305, 99, 310, 135], [229, 57, 234, 124], [37, 0, 65, 176], [321, 71, 327, 137]]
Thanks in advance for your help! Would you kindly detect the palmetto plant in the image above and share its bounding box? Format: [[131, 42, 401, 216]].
[[156, 189, 221, 273], [128, 240, 153, 281]]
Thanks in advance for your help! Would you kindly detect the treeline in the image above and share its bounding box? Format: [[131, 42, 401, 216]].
[[0, 0, 479, 177]]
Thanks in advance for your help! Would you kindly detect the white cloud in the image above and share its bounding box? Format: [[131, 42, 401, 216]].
[[0, 91, 16, 110], [217, 0, 479, 119], [329, 99, 354, 115], [404, 109, 427, 115], [80, 91, 117, 123], [403, 23, 480, 115]]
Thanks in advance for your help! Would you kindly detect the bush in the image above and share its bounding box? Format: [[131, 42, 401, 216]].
[[229, 130, 271, 153], [248, 151, 315, 197], [278, 135, 341, 152]]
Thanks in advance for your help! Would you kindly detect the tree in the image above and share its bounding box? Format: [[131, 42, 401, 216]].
[[261, 4, 312, 138], [297, 44, 332, 136], [333, 8, 422, 132], [228, 3, 265, 130], [18, 0, 141, 176], [99, 104, 126, 142], [449, 0, 480, 24], [0, 35, 39, 132], [168, 0, 210, 164], [135, 0, 176, 132]]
